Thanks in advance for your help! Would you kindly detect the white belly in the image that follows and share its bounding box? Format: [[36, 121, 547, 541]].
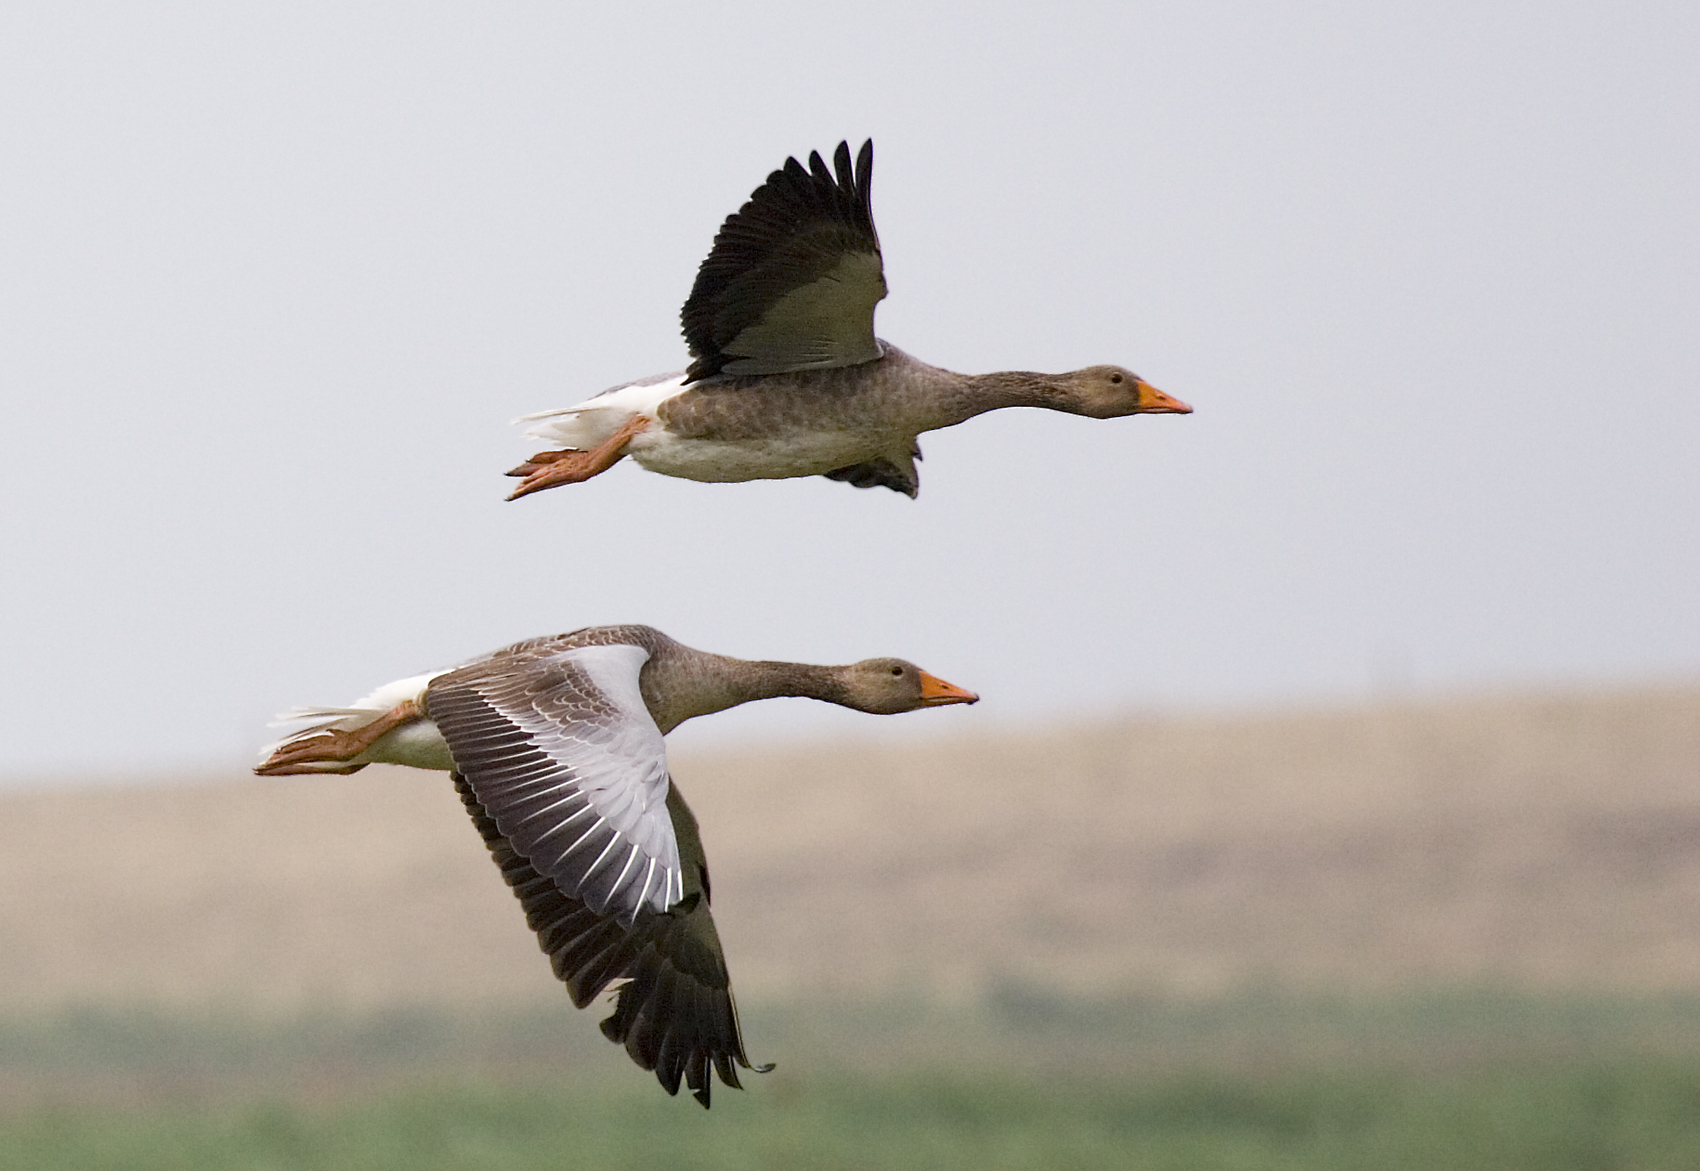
[[363, 719, 455, 771], [626, 430, 883, 482]]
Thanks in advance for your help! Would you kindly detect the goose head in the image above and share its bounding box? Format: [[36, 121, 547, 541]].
[[1062, 366, 1192, 419], [837, 658, 980, 713]]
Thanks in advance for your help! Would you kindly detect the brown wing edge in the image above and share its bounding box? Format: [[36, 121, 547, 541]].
[[451, 772, 770, 1107]]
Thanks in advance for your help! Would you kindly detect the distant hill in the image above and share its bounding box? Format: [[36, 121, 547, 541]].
[[2, 686, 1695, 1013]]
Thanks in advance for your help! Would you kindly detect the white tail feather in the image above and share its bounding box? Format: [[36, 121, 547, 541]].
[[516, 372, 687, 448], [257, 671, 444, 763], [267, 705, 380, 727], [513, 405, 590, 424]]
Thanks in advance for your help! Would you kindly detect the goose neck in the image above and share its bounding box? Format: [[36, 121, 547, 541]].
[[938, 370, 1076, 424], [644, 654, 843, 733]]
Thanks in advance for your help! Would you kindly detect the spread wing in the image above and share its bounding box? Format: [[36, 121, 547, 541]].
[[452, 772, 766, 1107], [426, 643, 681, 928], [681, 140, 885, 382]]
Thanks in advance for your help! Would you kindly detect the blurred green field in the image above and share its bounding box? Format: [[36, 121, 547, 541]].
[[10, 1063, 1700, 1171], [6, 991, 1700, 1170]]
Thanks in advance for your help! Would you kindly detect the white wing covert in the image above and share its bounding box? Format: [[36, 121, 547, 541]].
[[425, 643, 682, 927]]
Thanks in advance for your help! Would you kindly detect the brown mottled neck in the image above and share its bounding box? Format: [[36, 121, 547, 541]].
[[638, 644, 845, 735], [854, 343, 1076, 430], [935, 369, 1089, 425]]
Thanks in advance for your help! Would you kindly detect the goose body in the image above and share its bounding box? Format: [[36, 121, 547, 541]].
[[508, 141, 1191, 500], [254, 624, 977, 1106], [520, 346, 948, 491]]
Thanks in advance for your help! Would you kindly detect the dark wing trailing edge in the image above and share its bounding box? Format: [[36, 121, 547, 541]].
[[453, 772, 767, 1107], [426, 643, 682, 928], [681, 140, 885, 382], [823, 441, 922, 498]]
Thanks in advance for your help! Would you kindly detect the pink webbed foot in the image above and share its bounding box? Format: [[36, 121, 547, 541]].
[[505, 415, 650, 501]]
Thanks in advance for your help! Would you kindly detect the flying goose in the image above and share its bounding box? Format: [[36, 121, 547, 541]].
[[254, 624, 977, 1106], [507, 140, 1191, 501]]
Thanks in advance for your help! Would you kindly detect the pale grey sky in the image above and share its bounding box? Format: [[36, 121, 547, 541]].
[[2, 3, 1696, 783]]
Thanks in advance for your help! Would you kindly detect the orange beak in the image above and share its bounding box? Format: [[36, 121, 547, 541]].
[[917, 670, 979, 706], [1135, 379, 1192, 414]]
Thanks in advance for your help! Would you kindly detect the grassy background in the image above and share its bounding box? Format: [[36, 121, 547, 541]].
[[7, 992, 1700, 1169], [12, 1064, 1700, 1171], [5, 688, 1695, 1166]]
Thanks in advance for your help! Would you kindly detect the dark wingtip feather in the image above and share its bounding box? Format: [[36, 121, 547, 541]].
[[599, 1012, 623, 1045], [452, 770, 760, 1108], [855, 140, 874, 219], [680, 138, 883, 381]]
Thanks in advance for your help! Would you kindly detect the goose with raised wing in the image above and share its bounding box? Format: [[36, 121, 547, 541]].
[[507, 140, 1191, 500], [254, 624, 977, 1106]]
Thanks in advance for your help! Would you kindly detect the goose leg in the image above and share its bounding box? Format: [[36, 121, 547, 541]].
[[254, 700, 423, 776], [505, 415, 650, 501]]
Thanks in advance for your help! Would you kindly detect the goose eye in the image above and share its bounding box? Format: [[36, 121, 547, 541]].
[[1108, 372, 1124, 385], [890, 666, 904, 676]]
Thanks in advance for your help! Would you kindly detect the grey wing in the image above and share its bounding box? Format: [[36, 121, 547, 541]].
[[681, 140, 885, 382], [822, 442, 922, 498], [426, 643, 682, 928], [452, 772, 766, 1107]]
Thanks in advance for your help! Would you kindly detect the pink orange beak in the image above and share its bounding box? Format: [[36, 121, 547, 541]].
[[917, 671, 979, 706], [1136, 379, 1192, 414]]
